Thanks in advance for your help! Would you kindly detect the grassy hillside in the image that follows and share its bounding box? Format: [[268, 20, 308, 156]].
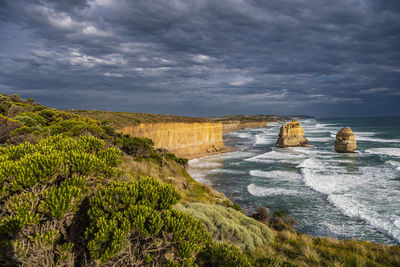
[[0, 94, 399, 266]]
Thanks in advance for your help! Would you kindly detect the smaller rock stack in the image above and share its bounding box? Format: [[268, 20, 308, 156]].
[[276, 121, 309, 148], [334, 128, 357, 153]]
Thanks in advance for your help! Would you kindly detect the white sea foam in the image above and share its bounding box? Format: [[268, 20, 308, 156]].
[[245, 149, 308, 162], [304, 129, 332, 133], [249, 170, 301, 182], [267, 122, 284, 126], [246, 158, 297, 164], [308, 137, 334, 142], [238, 133, 254, 139], [189, 160, 223, 168], [209, 169, 246, 175], [186, 170, 208, 183], [354, 131, 378, 137], [298, 158, 365, 194], [316, 123, 337, 128], [386, 160, 400, 171], [247, 184, 299, 197], [366, 148, 400, 157], [254, 134, 276, 145], [327, 194, 400, 243], [221, 151, 255, 159], [290, 147, 335, 156], [298, 153, 400, 242], [357, 136, 400, 143], [300, 168, 363, 195]]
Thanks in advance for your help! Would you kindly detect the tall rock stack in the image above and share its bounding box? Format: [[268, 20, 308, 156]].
[[334, 128, 357, 153], [276, 121, 309, 148]]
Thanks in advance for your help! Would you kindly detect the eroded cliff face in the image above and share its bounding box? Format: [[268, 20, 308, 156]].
[[118, 122, 226, 159]]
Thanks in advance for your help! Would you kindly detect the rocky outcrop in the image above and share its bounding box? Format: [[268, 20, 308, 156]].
[[118, 122, 228, 159], [276, 121, 308, 148], [334, 128, 357, 153]]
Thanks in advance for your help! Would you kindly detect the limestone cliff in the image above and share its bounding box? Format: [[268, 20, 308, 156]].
[[334, 128, 357, 153], [118, 122, 227, 159], [276, 121, 309, 148]]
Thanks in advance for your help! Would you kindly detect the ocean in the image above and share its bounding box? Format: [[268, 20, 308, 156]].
[[187, 117, 400, 245]]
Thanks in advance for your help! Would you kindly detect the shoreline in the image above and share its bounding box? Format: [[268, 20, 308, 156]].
[[183, 145, 235, 160], [187, 124, 400, 247]]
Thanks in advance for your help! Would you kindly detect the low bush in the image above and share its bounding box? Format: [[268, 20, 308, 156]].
[[119, 135, 188, 167], [119, 135, 154, 157], [175, 203, 273, 252], [0, 115, 23, 143], [14, 112, 47, 131], [165, 152, 188, 167], [48, 118, 105, 138], [269, 210, 297, 232], [197, 242, 253, 267], [39, 109, 76, 124], [85, 177, 211, 265]]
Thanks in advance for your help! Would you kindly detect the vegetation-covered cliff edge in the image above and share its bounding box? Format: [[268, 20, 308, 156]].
[[0, 94, 399, 266]]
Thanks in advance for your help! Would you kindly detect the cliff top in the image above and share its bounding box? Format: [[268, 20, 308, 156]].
[[67, 111, 304, 129], [67, 110, 211, 129]]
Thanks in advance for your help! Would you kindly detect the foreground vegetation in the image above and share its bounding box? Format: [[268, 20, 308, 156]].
[[0, 94, 399, 266]]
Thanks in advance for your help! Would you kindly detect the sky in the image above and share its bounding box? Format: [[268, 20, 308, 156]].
[[0, 0, 399, 118]]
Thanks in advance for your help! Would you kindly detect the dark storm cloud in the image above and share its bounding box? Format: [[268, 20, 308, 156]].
[[0, 0, 399, 117]]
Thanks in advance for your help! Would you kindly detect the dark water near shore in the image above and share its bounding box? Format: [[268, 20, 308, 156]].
[[188, 117, 400, 245]]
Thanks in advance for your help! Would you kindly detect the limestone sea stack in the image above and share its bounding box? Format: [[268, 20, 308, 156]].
[[334, 128, 357, 153], [276, 121, 309, 148]]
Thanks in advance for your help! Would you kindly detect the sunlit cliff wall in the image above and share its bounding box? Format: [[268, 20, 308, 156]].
[[118, 122, 226, 159]]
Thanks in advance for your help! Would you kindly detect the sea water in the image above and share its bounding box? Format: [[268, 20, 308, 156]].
[[187, 117, 400, 245]]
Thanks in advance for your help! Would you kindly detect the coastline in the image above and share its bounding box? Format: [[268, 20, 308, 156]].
[[183, 145, 235, 160], [184, 121, 277, 160], [187, 121, 400, 247]]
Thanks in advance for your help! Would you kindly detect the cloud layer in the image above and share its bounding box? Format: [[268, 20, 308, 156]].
[[1, 0, 399, 117]]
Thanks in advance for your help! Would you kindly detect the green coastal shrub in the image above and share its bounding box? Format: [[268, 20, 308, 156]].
[[85, 177, 211, 265], [120, 135, 154, 157], [38, 109, 76, 124], [0, 135, 122, 266], [14, 112, 47, 130], [0, 94, 114, 145], [119, 135, 188, 167], [48, 118, 105, 138], [175, 203, 273, 252], [165, 152, 189, 167], [197, 242, 253, 267]]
